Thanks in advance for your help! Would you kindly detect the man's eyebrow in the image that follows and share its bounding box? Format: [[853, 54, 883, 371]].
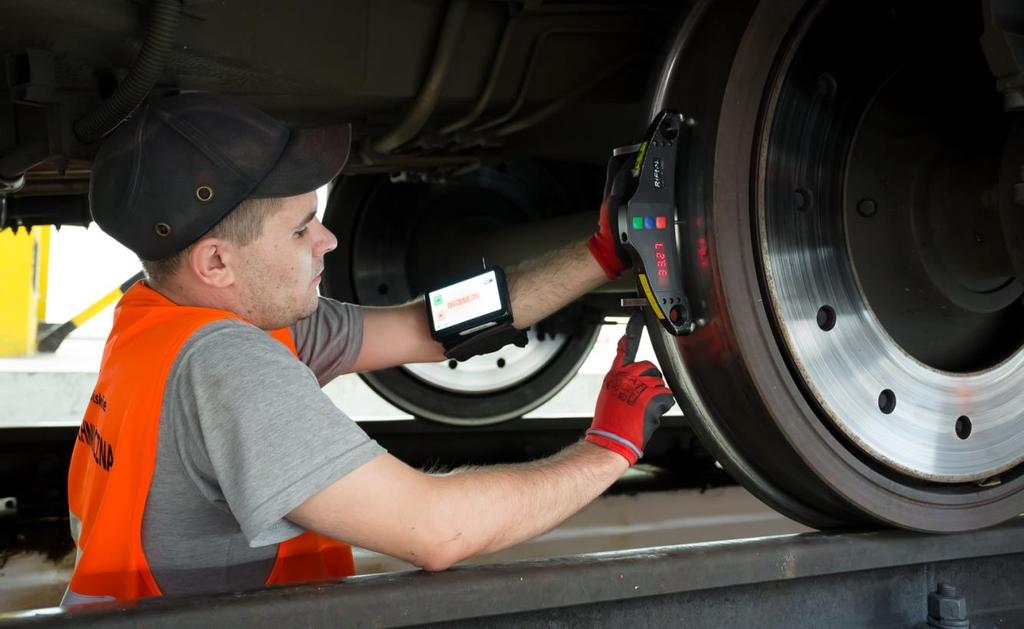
[[293, 210, 316, 230]]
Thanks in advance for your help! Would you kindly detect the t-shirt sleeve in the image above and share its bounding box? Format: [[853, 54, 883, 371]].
[[170, 321, 386, 547], [290, 297, 364, 386]]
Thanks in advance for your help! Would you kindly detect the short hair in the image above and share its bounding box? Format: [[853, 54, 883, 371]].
[[140, 196, 282, 284]]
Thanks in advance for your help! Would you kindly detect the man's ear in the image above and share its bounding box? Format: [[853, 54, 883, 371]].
[[187, 237, 235, 288]]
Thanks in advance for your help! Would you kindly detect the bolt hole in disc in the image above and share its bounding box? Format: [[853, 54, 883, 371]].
[[878, 389, 896, 415], [497, 358, 507, 368], [956, 416, 972, 440], [816, 72, 838, 98], [447, 360, 458, 370], [816, 305, 836, 331], [793, 187, 812, 212]]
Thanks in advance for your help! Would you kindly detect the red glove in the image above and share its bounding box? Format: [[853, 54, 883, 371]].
[[587, 152, 635, 280], [586, 313, 675, 464]]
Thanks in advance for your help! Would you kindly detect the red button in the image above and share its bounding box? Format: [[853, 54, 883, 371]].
[[655, 216, 668, 229]]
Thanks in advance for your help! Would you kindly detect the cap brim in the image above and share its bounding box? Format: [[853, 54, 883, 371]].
[[250, 123, 351, 198]]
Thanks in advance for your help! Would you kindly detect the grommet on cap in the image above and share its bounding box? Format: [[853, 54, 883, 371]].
[[155, 222, 172, 237], [195, 185, 214, 202]]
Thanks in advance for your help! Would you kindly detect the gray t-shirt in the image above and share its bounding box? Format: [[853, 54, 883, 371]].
[[139, 297, 385, 595]]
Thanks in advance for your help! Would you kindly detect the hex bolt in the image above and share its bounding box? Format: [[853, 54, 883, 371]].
[[926, 582, 970, 629], [856, 198, 878, 217]]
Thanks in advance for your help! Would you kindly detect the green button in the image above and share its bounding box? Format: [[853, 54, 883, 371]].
[[632, 216, 644, 229]]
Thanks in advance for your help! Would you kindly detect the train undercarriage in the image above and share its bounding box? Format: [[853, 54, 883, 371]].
[[1, 0, 1023, 534]]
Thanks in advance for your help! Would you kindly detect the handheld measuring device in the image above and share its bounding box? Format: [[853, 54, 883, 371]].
[[424, 265, 527, 361], [617, 110, 697, 335]]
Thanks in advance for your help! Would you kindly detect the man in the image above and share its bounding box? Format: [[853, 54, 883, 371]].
[[63, 92, 675, 605]]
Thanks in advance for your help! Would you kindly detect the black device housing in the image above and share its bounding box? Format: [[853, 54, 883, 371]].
[[617, 110, 696, 335]]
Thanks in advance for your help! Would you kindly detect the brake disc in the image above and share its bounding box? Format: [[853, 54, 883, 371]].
[[762, 55, 1024, 482]]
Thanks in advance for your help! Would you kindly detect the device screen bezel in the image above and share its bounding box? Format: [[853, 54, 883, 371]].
[[425, 266, 514, 340]]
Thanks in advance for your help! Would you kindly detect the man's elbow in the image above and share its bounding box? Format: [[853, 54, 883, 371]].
[[403, 477, 495, 571], [408, 529, 480, 572], [417, 551, 456, 572], [406, 544, 460, 572]]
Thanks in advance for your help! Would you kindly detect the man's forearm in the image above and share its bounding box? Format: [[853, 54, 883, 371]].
[[507, 239, 608, 329], [431, 441, 627, 562], [356, 239, 607, 370]]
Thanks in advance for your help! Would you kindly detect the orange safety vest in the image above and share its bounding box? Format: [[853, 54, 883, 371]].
[[66, 281, 354, 602]]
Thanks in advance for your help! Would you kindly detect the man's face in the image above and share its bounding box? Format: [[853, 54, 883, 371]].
[[233, 191, 337, 329]]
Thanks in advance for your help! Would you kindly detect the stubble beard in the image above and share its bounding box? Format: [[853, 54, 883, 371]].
[[237, 270, 313, 330]]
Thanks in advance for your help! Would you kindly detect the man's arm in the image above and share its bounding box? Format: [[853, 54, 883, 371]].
[[348, 300, 445, 372], [350, 155, 632, 373], [506, 238, 607, 328], [348, 239, 607, 372], [293, 316, 673, 571], [288, 442, 626, 571]]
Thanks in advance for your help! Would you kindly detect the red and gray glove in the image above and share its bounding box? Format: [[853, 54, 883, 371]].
[[587, 152, 635, 280], [585, 314, 676, 465]]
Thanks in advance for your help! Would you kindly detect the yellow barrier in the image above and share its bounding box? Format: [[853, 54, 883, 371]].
[[37, 225, 50, 321], [0, 227, 47, 356]]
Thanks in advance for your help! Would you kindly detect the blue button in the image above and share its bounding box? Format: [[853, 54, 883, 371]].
[[644, 216, 656, 229]]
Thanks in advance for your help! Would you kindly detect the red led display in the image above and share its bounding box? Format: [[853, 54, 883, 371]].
[[654, 241, 670, 288]]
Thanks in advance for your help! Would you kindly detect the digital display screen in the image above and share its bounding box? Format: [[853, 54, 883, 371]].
[[428, 270, 504, 332], [654, 241, 670, 288]]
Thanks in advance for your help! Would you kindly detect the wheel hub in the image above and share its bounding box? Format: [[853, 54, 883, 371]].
[[404, 329, 568, 393], [322, 162, 603, 425]]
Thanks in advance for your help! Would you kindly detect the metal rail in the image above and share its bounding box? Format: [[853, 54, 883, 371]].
[[4, 519, 1023, 628]]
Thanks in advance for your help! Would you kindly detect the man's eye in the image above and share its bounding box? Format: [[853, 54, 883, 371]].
[[294, 227, 308, 238]]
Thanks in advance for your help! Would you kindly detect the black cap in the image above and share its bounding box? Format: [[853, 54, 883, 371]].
[[89, 92, 351, 260]]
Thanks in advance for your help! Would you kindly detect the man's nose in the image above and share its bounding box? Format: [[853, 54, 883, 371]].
[[313, 219, 338, 256]]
